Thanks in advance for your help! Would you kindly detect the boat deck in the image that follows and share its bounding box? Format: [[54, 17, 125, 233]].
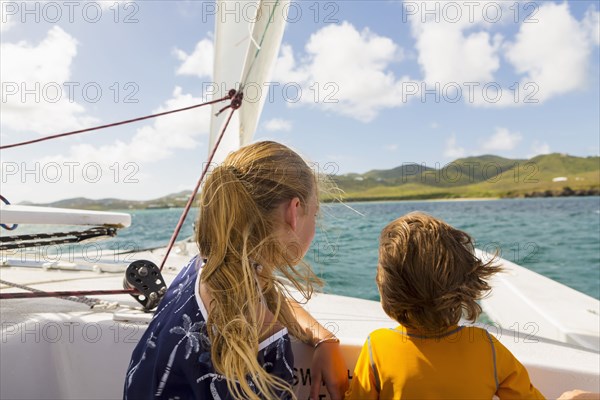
[[1, 244, 599, 399]]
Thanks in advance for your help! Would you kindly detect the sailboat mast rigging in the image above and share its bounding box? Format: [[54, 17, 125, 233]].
[[0, 0, 289, 303]]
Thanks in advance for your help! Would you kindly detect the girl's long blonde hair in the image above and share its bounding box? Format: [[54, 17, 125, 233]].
[[196, 141, 321, 399]]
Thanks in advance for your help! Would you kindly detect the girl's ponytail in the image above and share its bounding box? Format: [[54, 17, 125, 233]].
[[196, 141, 321, 399]]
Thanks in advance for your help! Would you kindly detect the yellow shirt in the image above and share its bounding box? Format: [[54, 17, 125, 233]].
[[345, 325, 545, 400]]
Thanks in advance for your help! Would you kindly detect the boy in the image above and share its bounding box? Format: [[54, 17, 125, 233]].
[[345, 212, 545, 399]]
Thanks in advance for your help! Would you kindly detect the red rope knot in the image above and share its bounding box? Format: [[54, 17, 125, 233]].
[[0, 194, 18, 231], [215, 89, 244, 116]]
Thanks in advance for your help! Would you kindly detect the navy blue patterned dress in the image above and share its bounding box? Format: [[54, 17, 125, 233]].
[[124, 256, 295, 399]]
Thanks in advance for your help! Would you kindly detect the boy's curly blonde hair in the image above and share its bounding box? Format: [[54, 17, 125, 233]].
[[377, 212, 501, 333]]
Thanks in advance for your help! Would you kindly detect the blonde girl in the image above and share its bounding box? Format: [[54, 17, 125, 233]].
[[125, 141, 347, 400]]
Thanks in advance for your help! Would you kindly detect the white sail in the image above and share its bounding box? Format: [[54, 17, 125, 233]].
[[208, 0, 289, 165]]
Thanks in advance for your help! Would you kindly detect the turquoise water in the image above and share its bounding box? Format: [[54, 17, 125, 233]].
[[309, 197, 600, 301], [14, 197, 599, 300]]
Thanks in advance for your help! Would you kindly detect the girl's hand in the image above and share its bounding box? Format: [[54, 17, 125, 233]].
[[310, 341, 349, 400]]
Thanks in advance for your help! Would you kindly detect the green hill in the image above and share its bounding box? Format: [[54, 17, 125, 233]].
[[25, 154, 599, 209], [333, 153, 599, 201], [30, 191, 195, 211]]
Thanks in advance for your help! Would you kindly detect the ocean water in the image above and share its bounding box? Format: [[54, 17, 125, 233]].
[[9, 197, 599, 300], [105, 197, 600, 301], [309, 197, 600, 302]]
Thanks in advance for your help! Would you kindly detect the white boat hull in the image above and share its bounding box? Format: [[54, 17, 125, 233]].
[[1, 246, 598, 399], [478, 249, 600, 352], [0, 204, 131, 228]]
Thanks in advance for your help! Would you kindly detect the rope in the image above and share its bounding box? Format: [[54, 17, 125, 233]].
[[0, 89, 243, 299], [0, 94, 235, 150], [150, 2, 282, 269], [0, 279, 104, 307], [0, 286, 138, 300], [0, 3, 282, 308], [0, 227, 116, 251], [240, 0, 281, 90], [159, 101, 240, 271], [0, 0, 283, 303], [0, 195, 18, 231]]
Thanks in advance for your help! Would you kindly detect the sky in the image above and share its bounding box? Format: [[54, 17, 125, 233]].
[[1, 0, 599, 203]]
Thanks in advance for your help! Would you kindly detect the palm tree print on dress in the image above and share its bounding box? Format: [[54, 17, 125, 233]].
[[197, 373, 228, 400], [125, 329, 158, 388], [153, 273, 191, 319], [270, 336, 293, 378], [280, 337, 294, 377], [155, 314, 205, 397], [196, 373, 261, 400]]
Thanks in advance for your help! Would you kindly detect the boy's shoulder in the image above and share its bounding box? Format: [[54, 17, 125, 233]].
[[367, 325, 498, 342], [367, 327, 404, 343], [463, 325, 504, 342]]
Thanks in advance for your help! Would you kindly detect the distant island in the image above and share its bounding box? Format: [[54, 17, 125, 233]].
[[24, 153, 599, 210], [331, 153, 599, 202]]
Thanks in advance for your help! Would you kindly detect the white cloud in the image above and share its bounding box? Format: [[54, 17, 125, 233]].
[[273, 22, 413, 122], [273, 44, 307, 83], [0, 26, 98, 134], [480, 127, 522, 152], [174, 37, 214, 78], [405, 1, 600, 108], [263, 118, 292, 132], [583, 6, 600, 46], [1, 0, 16, 32], [99, 1, 128, 10], [444, 134, 466, 158], [407, 0, 505, 85], [529, 141, 551, 158], [0, 1, 126, 32], [412, 24, 502, 84], [42, 86, 211, 166], [445, 128, 526, 158], [504, 2, 599, 103], [384, 144, 398, 152], [430, 122, 439, 129]]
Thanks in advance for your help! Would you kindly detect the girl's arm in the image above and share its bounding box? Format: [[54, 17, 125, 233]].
[[288, 299, 349, 400], [558, 390, 600, 400]]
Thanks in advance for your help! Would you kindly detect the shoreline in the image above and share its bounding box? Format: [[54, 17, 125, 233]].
[[332, 188, 599, 204], [24, 193, 600, 211], [333, 197, 501, 204]]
